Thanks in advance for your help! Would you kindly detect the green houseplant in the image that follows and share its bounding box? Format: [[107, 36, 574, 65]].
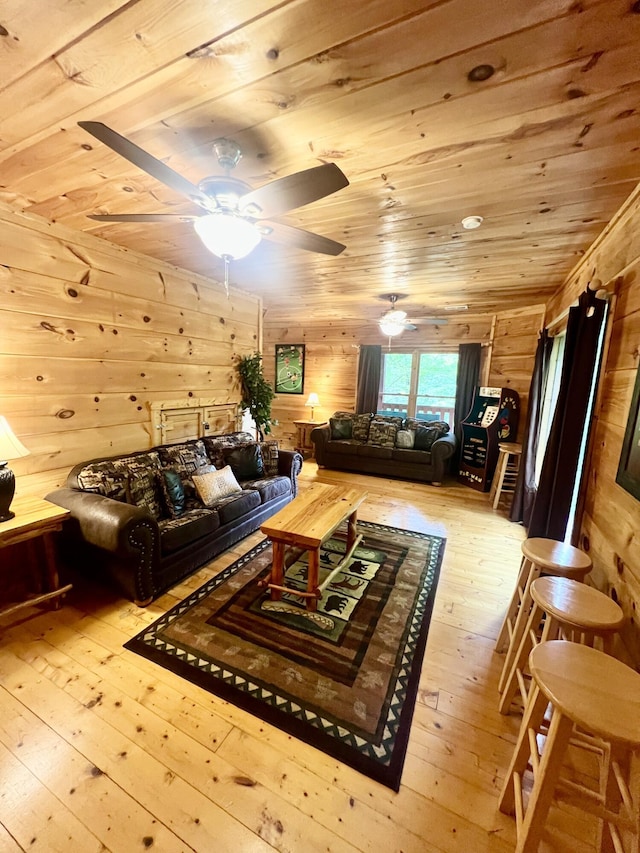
[[236, 351, 275, 440]]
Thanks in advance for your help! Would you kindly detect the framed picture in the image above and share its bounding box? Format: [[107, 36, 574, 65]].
[[275, 343, 305, 395], [616, 362, 640, 500]]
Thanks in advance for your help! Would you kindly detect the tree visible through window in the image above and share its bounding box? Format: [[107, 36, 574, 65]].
[[379, 351, 458, 423]]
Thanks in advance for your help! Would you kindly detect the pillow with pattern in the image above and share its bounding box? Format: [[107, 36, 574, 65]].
[[126, 470, 163, 519], [352, 413, 372, 442], [367, 420, 398, 447], [259, 440, 279, 476], [193, 466, 242, 506]]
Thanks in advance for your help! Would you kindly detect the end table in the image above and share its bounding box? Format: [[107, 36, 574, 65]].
[[293, 419, 327, 458], [0, 495, 72, 620]]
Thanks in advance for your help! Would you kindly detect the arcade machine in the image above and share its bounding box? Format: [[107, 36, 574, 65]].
[[459, 386, 520, 492]]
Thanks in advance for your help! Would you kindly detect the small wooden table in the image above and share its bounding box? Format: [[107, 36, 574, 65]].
[[259, 483, 368, 611], [293, 419, 327, 458], [0, 495, 72, 620]]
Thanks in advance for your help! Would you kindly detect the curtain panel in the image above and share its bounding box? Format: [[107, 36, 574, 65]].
[[356, 345, 382, 413], [452, 343, 482, 472]]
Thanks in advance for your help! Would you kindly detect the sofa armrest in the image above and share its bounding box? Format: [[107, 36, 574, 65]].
[[429, 432, 457, 482], [46, 487, 160, 603], [277, 449, 304, 497], [310, 424, 331, 464]]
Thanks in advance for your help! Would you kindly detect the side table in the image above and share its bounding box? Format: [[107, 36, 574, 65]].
[[293, 419, 327, 458], [0, 495, 72, 620]]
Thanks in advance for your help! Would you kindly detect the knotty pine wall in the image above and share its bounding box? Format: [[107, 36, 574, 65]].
[[545, 183, 640, 662], [263, 316, 495, 448], [0, 203, 261, 500]]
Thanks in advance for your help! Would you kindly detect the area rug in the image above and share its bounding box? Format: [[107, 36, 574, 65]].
[[125, 521, 444, 790]]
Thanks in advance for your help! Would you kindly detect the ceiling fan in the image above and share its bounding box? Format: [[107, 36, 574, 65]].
[[77, 121, 349, 290], [378, 294, 448, 337]]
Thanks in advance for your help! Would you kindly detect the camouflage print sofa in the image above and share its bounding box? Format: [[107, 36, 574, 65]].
[[47, 432, 302, 605], [311, 412, 456, 485]]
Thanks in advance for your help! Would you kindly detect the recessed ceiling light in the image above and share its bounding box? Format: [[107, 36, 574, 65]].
[[461, 215, 483, 229], [444, 304, 469, 312]]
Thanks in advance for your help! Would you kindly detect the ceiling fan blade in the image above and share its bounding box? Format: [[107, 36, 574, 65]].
[[260, 221, 346, 256], [78, 121, 214, 211], [239, 163, 348, 218], [87, 213, 198, 222]]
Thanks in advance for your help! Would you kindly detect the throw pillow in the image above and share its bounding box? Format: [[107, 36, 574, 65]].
[[158, 468, 186, 518], [223, 443, 264, 480], [367, 420, 397, 448], [330, 417, 353, 440], [126, 470, 163, 519], [395, 429, 415, 449], [193, 466, 242, 506], [259, 439, 279, 476], [352, 413, 372, 442], [414, 426, 443, 451]]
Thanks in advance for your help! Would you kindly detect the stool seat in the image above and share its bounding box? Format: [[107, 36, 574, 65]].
[[499, 576, 625, 715], [533, 576, 625, 634], [521, 537, 592, 576], [530, 640, 640, 744]]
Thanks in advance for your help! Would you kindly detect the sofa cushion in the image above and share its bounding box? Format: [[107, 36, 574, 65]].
[[126, 470, 164, 519], [357, 443, 393, 460], [158, 469, 186, 518], [392, 448, 433, 464], [216, 489, 262, 524], [241, 476, 291, 504], [395, 429, 415, 449], [405, 418, 450, 434], [330, 417, 353, 440], [193, 466, 242, 506], [367, 420, 397, 447], [260, 440, 280, 476], [158, 508, 220, 554], [327, 439, 362, 455], [157, 441, 210, 498], [415, 426, 445, 451], [353, 413, 373, 442], [202, 432, 256, 469], [224, 443, 264, 480], [75, 460, 128, 501], [374, 414, 404, 428]]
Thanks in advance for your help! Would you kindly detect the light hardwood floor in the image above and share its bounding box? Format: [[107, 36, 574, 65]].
[[0, 465, 598, 852]]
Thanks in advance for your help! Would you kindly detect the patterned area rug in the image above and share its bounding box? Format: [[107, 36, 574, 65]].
[[125, 521, 444, 790]]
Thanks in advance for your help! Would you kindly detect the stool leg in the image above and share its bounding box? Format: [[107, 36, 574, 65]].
[[499, 682, 549, 815], [517, 707, 574, 853], [492, 452, 509, 509], [499, 603, 541, 715], [496, 557, 532, 653], [498, 561, 542, 692]]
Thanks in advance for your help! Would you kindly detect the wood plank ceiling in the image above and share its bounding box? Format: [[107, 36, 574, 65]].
[[2, 0, 640, 328]]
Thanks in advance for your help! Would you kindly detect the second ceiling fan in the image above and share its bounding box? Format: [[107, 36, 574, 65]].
[[78, 121, 349, 269]]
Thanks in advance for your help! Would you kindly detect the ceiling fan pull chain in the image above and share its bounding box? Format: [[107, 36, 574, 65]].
[[223, 255, 230, 297]]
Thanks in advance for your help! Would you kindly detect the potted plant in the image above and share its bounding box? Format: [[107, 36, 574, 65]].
[[236, 351, 275, 440]]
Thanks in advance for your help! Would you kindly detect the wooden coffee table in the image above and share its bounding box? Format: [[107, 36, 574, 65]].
[[259, 483, 368, 611]]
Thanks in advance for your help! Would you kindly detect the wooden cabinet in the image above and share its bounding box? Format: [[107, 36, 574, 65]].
[[293, 420, 327, 458]]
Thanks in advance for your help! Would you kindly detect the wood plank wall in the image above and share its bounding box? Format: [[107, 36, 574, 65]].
[[545, 183, 640, 662], [488, 304, 546, 437], [0, 203, 261, 500], [262, 317, 495, 448]]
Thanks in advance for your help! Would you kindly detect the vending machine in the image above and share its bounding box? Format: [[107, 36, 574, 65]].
[[459, 386, 520, 492]]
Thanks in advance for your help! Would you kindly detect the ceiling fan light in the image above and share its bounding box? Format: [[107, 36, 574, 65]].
[[193, 213, 261, 259], [379, 319, 405, 336], [384, 309, 407, 322]]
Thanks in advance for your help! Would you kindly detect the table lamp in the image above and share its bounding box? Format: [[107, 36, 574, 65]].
[[0, 416, 30, 522], [305, 393, 320, 422]]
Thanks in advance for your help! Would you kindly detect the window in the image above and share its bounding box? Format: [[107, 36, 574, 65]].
[[379, 351, 458, 423]]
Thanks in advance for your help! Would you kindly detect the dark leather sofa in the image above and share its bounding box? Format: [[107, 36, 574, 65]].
[[47, 432, 302, 605], [311, 413, 456, 484]]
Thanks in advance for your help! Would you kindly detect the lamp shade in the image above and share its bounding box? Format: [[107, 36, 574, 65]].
[[193, 213, 261, 260], [305, 393, 320, 409], [0, 416, 29, 461], [379, 319, 406, 337]]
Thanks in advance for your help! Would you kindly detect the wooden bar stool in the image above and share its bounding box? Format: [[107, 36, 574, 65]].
[[499, 641, 640, 853], [490, 442, 523, 509], [495, 537, 591, 687], [498, 576, 624, 715]]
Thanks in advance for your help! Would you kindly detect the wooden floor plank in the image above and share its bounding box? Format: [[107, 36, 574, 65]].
[[0, 464, 604, 852]]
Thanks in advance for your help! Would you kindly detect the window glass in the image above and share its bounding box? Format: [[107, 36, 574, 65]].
[[379, 351, 458, 422]]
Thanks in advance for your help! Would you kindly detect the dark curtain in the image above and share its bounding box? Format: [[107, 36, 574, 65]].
[[528, 289, 607, 540], [356, 345, 382, 413], [452, 343, 482, 470], [510, 330, 553, 524]]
